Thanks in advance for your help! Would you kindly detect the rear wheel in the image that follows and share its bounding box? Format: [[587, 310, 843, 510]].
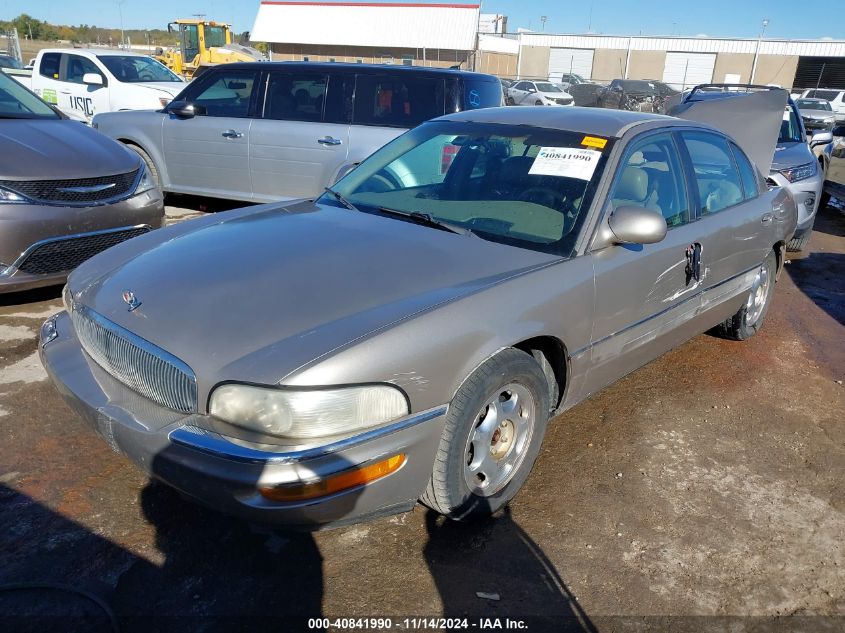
[[715, 250, 777, 340], [505, 96, 515, 106], [421, 348, 550, 520], [124, 143, 162, 192]]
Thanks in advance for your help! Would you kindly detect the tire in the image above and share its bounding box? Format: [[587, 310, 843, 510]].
[[535, 99, 543, 106], [714, 250, 777, 341], [421, 348, 551, 520], [124, 143, 162, 192], [819, 190, 831, 211], [505, 96, 515, 106]]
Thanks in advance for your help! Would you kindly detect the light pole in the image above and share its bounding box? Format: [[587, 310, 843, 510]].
[[540, 16, 548, 31], [117, 0, 126, 49], [750, 18, 769, 85]]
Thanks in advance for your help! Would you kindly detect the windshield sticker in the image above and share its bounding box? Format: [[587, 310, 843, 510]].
[[529, 147, 601, 180], [581, 135, 607, 149]]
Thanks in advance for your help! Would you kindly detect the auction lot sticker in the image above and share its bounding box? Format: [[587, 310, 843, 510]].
[[529, 147, 601, 180]]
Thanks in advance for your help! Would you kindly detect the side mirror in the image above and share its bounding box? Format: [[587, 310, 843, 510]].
[[830, 125, 845, 137], [810, 130, 833, 147], [167, 100, 201, 118], [83, 73, 104, 86], [605, 206, 667, 245], [527, 87, 537, 93], [332, 163, 358, 185]]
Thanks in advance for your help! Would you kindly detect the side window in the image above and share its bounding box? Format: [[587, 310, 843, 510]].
[[610, 133, 689, 228], [353, 75, 444, 128], [730, 143, 759, 200], [681, 131, 744, 215], [264, 72, 327, 122], [65, 55, 101, 84], [324, 73, 353, 124], [39, 53, 61, 79], [182, 70, 258, 118]]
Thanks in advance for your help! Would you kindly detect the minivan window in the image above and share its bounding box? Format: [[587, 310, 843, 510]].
[[0, 72, 58, 119], [65, 55, 101, 84], [353, 75, 445, 128], [264, 72, 327, 121], [183, 70, 258, 118], [730, 142, 759, 200], [461, 79, 502, 110], [39, 52, 61, 79], [681, 131, 744, 215], [805, 89, 839, 101]]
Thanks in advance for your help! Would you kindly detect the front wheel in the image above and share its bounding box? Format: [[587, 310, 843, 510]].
[[714, 250, 777, 340], [505, 96, 515, 106], [421, 348, 550, 520], [124, 143, 162, 193]]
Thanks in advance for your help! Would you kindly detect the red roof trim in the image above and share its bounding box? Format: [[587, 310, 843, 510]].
[[260, 2, 480, 8]]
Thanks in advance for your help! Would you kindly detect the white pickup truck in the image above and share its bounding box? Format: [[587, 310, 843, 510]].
[[11, 49, 186, 122]]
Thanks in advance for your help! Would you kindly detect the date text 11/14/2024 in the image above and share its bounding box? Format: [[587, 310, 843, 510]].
[[307, 617, 529, 630]]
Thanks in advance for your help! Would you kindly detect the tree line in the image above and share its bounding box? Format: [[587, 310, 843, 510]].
[[1, 13, 179, 46]]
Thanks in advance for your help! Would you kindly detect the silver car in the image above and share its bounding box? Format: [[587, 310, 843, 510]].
[[91, 62, 503, 204], [42, 103, 797, 528]]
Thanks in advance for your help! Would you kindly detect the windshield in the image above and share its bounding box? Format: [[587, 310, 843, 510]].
[[0, 56, 24, 70], [324, 121, 613, 256], [779, 106, 803, 143], [0, 72, 58, 119], [535, 82, 562, 93], [796, 99, 832, 111], [620, 81, 655, 93], [97, 55, 182, 83]]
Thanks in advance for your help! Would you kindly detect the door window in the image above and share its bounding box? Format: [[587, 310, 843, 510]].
[[323, 74, 353, 124], [39, 52, 61, 79], [64, 55, 101, 84], [681, 131, 744, 215], [611, 133, 689, 228], [264, 72, 327, 121], [181, 24, 200, 62], [353, 75, 445, 128], [182, 70, 258, 117], [730, 143, 759, 200]]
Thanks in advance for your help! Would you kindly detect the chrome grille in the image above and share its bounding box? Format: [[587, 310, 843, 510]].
[[0, 169, 139, 206], [71, 306, 197, 413]]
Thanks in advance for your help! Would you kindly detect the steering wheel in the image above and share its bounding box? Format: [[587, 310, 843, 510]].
[[137, 71, 156, 81], [518, 187, 580, 235]]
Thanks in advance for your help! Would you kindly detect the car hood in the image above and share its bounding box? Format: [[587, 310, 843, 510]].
[[771, 141, 816, 172], [129, 81, 185, 97], [800, 110, 834, 121], [0, 119, 138, 180], [538, 91, 573, 100], [72, 202, 558, 389]]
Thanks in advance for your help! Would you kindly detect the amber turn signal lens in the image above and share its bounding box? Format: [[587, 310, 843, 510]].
[[258, 453, 406, 502]]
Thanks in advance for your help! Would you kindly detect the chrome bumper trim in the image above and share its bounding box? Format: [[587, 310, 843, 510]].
[[169, 405, 448, 465]]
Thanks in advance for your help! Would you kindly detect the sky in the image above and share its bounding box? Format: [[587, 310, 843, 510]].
[[1, 0, 843, 40]]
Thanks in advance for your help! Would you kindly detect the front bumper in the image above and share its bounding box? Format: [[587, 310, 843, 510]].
[[40, 311, 447, 528], [768, 169, 824, 233], [0, 189, 164, 294]]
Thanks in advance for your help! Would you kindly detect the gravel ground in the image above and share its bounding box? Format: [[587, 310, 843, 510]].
[[0, 192, 843, 632]]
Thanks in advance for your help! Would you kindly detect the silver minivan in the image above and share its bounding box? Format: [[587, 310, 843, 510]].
[[92, 62, 503, 203]]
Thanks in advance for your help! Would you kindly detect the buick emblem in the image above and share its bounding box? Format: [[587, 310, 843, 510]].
[[122, 290, 141, 312]]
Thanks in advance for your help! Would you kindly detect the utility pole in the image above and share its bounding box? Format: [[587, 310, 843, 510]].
[[540, 16, 548, 31], [750, 18, 769, 85], [117, 0, 126, 49]]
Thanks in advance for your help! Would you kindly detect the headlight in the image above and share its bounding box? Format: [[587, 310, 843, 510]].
[[778, 161, 817, 183], [209, 383, 410, 440], [0, 186, 28, 204], [134, 162, 157, 194]]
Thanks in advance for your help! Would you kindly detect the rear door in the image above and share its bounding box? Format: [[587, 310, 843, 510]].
[[161, 68, 259, 200], [346, 73, 446, 164], [249, 70, 351, 202], [33, 52, 63, 110]]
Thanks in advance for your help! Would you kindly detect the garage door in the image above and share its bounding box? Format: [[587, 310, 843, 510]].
[[662, 52, 716, 90], [549, 48, 594, 82]]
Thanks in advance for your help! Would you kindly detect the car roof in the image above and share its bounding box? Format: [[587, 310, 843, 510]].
[[439, 105, 680, 137], [209, 61, 498, 80], [796, 97, 828, 102], [42, 49, 151, 58]]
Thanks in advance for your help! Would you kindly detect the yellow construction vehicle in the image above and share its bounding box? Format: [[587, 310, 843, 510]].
[[154, 19, 265, 80]]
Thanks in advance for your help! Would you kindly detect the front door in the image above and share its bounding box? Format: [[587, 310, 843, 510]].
[[587, 131, 705, 394], [249, 71, 350, 202], [161, 68, 259, 200], [61, 54, 109, 122]]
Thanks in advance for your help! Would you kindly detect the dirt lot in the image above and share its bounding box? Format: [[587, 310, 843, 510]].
[[0, 193, 843, 632]]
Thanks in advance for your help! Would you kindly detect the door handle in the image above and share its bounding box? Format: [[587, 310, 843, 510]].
[[221, 130, 243, 139], [317, 136, 342, 146], [761, 212, 773, 224]]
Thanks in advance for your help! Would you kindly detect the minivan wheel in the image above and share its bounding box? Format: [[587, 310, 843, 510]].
[[421, 348, 550, 519], [124, 143, 162, 192], [506, 96, 515, 106], [715, 250, 777, 341]]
